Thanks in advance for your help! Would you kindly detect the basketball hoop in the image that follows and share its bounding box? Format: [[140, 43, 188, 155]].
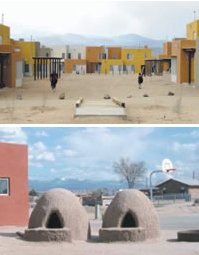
[[162, 159, 176, 173], [150, 159, 176, 201], [165, 168, 176, 173]]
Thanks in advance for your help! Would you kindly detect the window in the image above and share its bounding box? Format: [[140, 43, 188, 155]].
[[113, 53, 117, 59], [73, 65, 76, 71], [99, 53, 107, 59], [62, 53, 65, 59], [102, 53, 106, 59], [24, 64, 29, 73], [0, 178, 10, 196], [78, 53, 81, 60], [14, 48, 21, 53], [67, 53, 71, 59], [127, 53, 133, 60]]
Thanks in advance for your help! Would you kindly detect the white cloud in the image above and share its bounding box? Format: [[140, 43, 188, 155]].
[[65, 127, 154, 162], [35, 152, 55, 161], [60, 127, 155, 180], [30, 141, 55, 162], [0, 127, 27, 144], [172, 142, 198, 153], [33, 141, 46, 151]]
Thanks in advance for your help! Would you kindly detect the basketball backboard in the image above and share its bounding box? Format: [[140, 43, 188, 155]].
[[162, 158, 175, 173]]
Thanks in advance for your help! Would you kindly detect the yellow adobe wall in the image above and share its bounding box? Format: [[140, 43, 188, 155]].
[[14, 41, 36, 65], [0, 44, 22, 88], [101, 59, 123, 74], [86, 46, 104, 62], [171, 39, 196, 83], [163, 42, 172, 57], [121, 48, 152, 73], [0, 24, 10, 45], [187, 20, 199, 40], [64, 59, 86, 73], [107, 47, 122, 59]]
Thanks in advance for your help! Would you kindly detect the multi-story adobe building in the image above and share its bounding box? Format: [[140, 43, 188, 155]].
[[148, 19, 197, 84], [14, 40, 40, 77], [187, 19, 199, 85], [15, 40, 52, 77], [121, 47, 151, 74], [0, 24, 23, 88], [65, 45, 87, 74], [63, 45, 151, 75], [170, 38, 195, 84], [0, 22, 52, 86]]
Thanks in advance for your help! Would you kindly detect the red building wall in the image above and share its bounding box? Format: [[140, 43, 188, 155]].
[[0, 142, 29, 226]]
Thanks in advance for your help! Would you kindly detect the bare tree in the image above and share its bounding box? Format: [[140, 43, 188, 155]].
[[113, 157, 147, 189]]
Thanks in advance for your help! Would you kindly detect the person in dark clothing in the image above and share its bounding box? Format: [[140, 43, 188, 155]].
[[50, 71, 58, 90], [138, 73, 143, 89]]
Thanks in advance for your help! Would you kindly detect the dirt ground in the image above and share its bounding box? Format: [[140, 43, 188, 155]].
[[0, 202, 199, 255], [1, 73, 199, 124]]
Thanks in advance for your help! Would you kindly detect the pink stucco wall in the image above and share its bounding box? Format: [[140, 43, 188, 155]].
[[0, 142, 29, 226]]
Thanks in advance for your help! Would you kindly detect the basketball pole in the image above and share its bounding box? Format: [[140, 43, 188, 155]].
[[149, 168, 176, 201], [149, 170, 163, 201]]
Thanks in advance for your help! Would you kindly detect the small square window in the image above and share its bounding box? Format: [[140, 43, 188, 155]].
[[127, 53, 133, 60], [113, 53, 117, 59], [0, 178, 10, 196]]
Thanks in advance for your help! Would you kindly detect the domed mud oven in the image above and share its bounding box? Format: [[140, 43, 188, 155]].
[[24, 188, 90, 242], [99, 189, 160, 242]]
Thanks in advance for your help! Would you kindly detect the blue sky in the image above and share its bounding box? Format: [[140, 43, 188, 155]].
[[0, 126, 199, 183], [1, 1, 199, 40]]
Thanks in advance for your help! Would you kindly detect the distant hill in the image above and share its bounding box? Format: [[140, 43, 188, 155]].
[[29, 178, 146, 192], [35, 33, 164, 55], [29, 178, 149, 192]]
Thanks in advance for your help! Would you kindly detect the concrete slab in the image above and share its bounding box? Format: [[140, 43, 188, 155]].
[[74, 100, 127, 118]]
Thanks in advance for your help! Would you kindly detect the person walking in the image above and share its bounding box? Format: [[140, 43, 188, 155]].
[[50, 71, 58, 91], [138, 73, 143, 89]]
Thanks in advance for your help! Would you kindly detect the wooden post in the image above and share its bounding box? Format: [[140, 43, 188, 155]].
[[75, 97, 84, 107], [112, 97, 125, 108]]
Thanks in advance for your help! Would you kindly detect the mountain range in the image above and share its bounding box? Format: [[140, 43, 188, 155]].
[[29, 178, 126, 192], [36, 33, 164, 55]]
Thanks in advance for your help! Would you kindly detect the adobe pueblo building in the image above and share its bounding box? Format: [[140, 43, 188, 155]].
[[24, 188, 90, 242], [99, 189, 160, 242]]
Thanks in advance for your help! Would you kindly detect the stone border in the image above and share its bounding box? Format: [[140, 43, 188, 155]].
[[24, 228, 71, 242], [178, 230, 199, 242], [99, 227, 146, 242]]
